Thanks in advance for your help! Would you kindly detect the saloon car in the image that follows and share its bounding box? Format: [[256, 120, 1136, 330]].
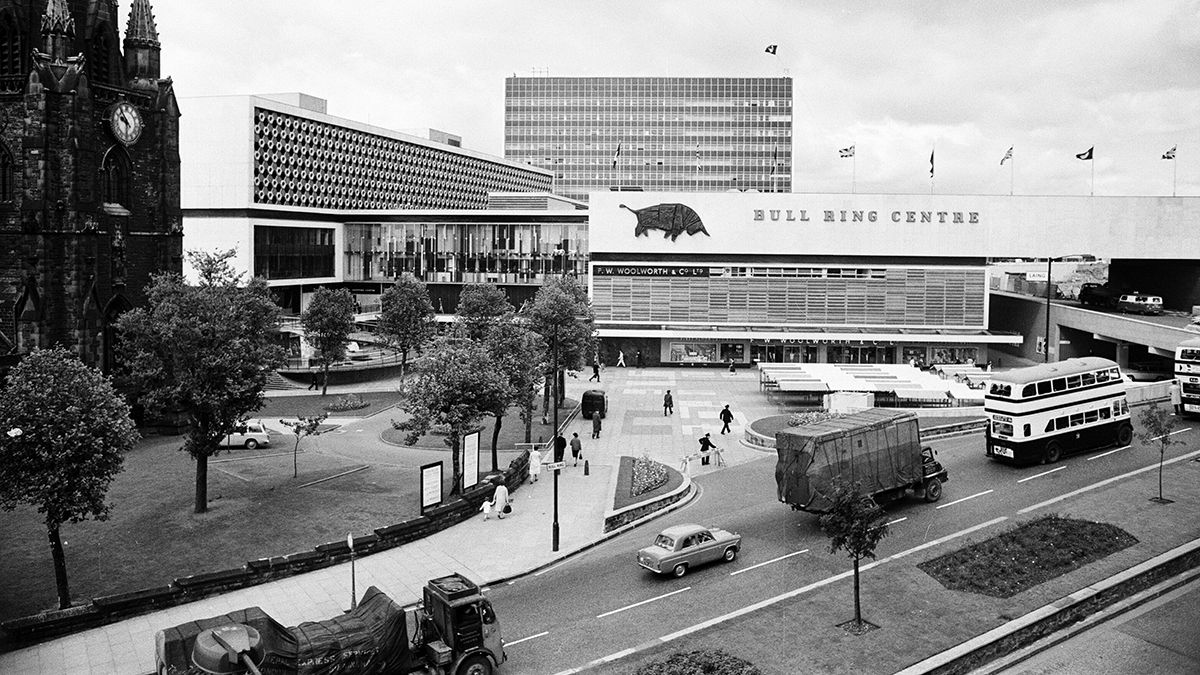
[[219, 421, 271, 449], [637, 524, 741, 577]]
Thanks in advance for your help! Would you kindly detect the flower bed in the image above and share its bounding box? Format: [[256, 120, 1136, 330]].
[[324, 393, 370, 412], [631, 455, 669, 497]]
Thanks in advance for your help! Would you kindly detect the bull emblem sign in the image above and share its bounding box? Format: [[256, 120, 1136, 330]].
[[620, 203, 710, 241]]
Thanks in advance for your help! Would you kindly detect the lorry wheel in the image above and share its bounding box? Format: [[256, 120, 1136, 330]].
[[1116, 424, 1133, 446], [1043, 442, 1062, 464], [923, 479, 943, 502], [244, 439, 258, 450], [723, 546, 738, 562], [672, 563, 688, 578], [457, 654, 493, 675]]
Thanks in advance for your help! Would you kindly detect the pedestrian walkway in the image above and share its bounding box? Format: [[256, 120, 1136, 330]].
[[0, 366, 773, 674]]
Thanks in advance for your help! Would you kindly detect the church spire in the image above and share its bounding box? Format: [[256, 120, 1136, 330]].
[[41, 0, 76, 60], [124, 0, 161, 84]]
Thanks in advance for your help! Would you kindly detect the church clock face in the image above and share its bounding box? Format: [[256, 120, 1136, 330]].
[[109, 101, 143, 146]]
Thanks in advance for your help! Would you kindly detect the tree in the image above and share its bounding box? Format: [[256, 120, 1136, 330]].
[[1137, 404, 1185, 503], [116, 249, 285, 514], [393, 336, 510, 496], [818, 477, 890, 631], [480, 323, 546, 469], [376, 273, 435, 379], [456, 283, 514, 340], [522, 276, 595, 413], [279, 414, 328, 478], [0, 347, 139, 609], [301, 287, 357, 396]]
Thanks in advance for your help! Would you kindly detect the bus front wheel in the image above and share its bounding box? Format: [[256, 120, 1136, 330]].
[[1116, 424, 1133, 447], [1043, 442, 1063, 464]]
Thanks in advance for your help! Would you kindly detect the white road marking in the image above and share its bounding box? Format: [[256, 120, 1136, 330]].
[[1017, 466, 1066, 482], [1020, 448, 1200, 514], [729, 549, 809, 576], [506, 631, 549, 646], [557, 517, 1008, 675], [1087, 445, 1130, 461], [935, 489, 994, 509], [596, 587, 691, 619], [1149, 428, 1192, 442], [885, 517, 908, 527]]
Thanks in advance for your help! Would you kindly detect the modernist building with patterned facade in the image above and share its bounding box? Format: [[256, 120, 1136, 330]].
[[587, 191, 1200, 368], [505, 76, 792, 201], [181, 93, 573, 313], [0, 0, 180, 371]]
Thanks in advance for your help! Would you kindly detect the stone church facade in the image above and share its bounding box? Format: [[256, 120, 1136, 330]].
[[0, 0, 179, 372]]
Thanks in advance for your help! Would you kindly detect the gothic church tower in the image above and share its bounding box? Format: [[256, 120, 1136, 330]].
[[0, 0, 180, 371]]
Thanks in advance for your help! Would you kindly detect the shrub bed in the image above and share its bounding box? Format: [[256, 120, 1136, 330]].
[[631, 455, 669, 497], [917, 515, 1138, 598], [324, 393, 370, 412], [634, 649, 762, 675]]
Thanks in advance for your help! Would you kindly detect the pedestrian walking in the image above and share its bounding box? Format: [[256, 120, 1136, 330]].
[[663, 390, 674, 416], [592, 412, 602, 438], [636, 350, 643, 367], [308, 370, 319, 390], [1169, 380, 1182, 415], [698, 432, 718, 465], [491, 477, 511, 519], [570, 432, 583, 466], [719, 404, 734, 435], [553, 434, 567, 463], [616, 350, 626, 367], [589, 359, 601, 382], [728, 359, 736, 374], [528, 447, 542, 482]]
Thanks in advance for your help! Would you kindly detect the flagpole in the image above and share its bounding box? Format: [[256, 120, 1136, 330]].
[[852, 141, 857, 194], [1173, 155, 1177, 197], [1010, 151, 1014, 196], [1090, 155, 1095, 196]]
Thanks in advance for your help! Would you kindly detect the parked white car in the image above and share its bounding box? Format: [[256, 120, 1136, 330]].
[[220, 421, 271, 449]]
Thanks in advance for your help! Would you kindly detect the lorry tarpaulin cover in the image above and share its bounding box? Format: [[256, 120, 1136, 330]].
[[292, 586, 412, 675], [775, 409, 923, 512], [157, 607, 298, 675]]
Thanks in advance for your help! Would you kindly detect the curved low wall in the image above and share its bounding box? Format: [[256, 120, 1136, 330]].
[[744, 412, 988, 449], [603, 467, 693, 533]]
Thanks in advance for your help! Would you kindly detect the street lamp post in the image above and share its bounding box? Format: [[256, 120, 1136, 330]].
[[551, 322, 560, 552]]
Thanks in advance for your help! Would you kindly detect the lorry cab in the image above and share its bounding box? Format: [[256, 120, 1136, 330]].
[[422, 573, 506, 674]]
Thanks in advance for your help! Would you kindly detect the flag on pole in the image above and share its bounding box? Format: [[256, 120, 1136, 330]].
[[1075, 146, 1094, 161], [930, 149, 935, 178], [839, 145, 855, 158], [1001, 146, 1013, 165], [765, 44, 778, 55], [612, 142, 621, 168], [1163, 145, 1176, 160]]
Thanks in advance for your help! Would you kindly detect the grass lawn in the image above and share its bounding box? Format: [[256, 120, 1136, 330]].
[[917, 515, 1139, 598], [0, 392, 576, 623]]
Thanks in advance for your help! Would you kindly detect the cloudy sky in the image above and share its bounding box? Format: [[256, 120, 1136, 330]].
[[155, 0, 1199, 197]]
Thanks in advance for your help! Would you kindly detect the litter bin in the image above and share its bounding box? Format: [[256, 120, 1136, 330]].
[[582, 389, 607, 419]]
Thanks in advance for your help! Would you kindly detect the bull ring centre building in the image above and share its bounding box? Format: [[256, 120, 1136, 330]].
[[587, 191, 1199, 368]]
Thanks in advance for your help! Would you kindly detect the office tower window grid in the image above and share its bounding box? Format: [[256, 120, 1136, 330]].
[[505, 77, 792, 201], [253, 108, 552, 210]]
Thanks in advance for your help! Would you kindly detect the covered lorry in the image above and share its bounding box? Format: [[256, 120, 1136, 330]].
[[775, 409, 948, 512], [155, 574, 504, 675]]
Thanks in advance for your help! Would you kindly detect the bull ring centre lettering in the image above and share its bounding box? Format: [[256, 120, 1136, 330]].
[[593, 265, 709, 277], [752, 209, 980, 224]]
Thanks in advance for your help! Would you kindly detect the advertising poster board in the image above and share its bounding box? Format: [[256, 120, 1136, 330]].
[[420, 461, 443, 512], [462, 430, 480, 490]]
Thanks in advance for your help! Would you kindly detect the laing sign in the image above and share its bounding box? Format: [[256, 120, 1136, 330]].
[[753, 209, 980, 224]]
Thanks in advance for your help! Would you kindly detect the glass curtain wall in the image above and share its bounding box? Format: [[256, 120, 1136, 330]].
[[344, 221, 589, 283]]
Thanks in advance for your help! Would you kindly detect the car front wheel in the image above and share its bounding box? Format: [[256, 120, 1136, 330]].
[[672, 563, 688, 578], [244, 439, 258, 450], [723, 547, 738, 562]]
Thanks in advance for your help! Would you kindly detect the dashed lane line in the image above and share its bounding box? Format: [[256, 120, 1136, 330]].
[[596, 587, 691, 619], [1087, 445, 1131, 461], [729, 549, 809, 576], [1019, 447, 1200, 514], [1017, 466, 1066, 483], [935, 489, 993, 509], [506, 631, 549, 647]]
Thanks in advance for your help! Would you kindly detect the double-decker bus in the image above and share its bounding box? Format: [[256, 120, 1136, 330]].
[[1176, 338, 1200, 417], [985, 357, 1133, 464]]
